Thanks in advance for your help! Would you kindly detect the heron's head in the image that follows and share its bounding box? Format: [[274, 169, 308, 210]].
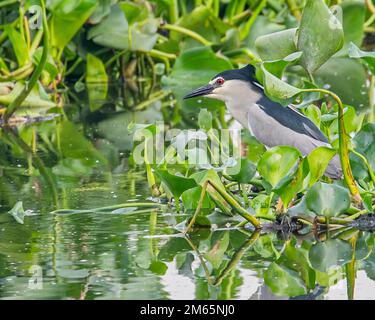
[[183, 64, 259, 103]]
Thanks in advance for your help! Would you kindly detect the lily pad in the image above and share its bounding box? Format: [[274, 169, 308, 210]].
[[305, 182, 350, 218], [308, 239, 352, 272]]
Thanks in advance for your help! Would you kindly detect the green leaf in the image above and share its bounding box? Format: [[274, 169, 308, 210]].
[[308, 239, 352, 272], [348, 42, 375, 75], [32, 47, 58, 79], [258, 146, 301, 188], [260, 64, 302, 105], [155, 170, 197, 199], [8, 201, 26, 224], [58, 121, 107, 166], [224, 158, 256, 184], [190, 169, 233, 216], [198, 109, 212, 131], [87, 4, 129, 50], [119, 1, 149, 24], [204, 232, 229, 269], [181, 186, 212, 211], [297, 0, 344, 74], [149, 260, 168, 275], [174, 6, 229, 46], [4, 25, 29, 66], [0, 82, 56, 109], [130, 19, 159, 52], [341, 1, 365, 48], [264, 262, 307, 297], [279, 239, 316, 290], [158, 237, 195, 262], [263, 52, 302, 79], [304, 104, 321, 127], [273, 159, 306, 208], [314, 57, 369, 111], [163, 47, 232, 113], [255, 28, 297, 61], [352, 123, 375, 176], [50, 0, 98, 50], [305, 182, 350, 218], [306, 147, 337, 186], [253, 234, 278, 258], [88, 0, 113, 24], [86, 53, 108, 112]]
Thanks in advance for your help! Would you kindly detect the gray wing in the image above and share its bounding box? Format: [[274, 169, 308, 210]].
[[248, 96, 342, 179], [255, 96, 328, 143]]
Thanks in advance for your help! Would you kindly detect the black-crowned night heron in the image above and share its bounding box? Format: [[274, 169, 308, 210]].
[[184, 64, 342, 179]]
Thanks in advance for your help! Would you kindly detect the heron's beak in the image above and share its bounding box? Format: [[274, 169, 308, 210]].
[[183, 84, 214, 99]]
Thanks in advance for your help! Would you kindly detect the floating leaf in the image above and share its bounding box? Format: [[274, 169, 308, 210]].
[[279, 239, 316, 290], [305, 182, 350, 218], [264, 262, 307, 297], [297, 0, 344, 74], [308, 239, 352, 272]]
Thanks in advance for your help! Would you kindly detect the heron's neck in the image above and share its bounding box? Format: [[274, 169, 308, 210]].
[[225, 84, 263, 127]]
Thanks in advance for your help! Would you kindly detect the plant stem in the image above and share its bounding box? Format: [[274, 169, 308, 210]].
[[213, 229, 261, 286], [161, 24, 212, 46], [287, 0, 302, 20], [185, 181, 208, 233], [0, 0, 18, 8], [303, 88, 361, 203], [240, 0, 267, 40], [3, 126, 58, 205], [208, 180, 261, 228], [3, 0, 49, 122], [169, 0, 179, 23], [350, 148, 375, 185], [133, 90, 171, 111], [366, 0, 375, 14], [52, 202, 163, 214]]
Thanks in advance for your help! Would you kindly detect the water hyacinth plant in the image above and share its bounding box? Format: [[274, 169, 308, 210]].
[[0, 0, 374, 300]]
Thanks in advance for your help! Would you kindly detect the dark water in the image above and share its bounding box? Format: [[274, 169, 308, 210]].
[[0, 94, 374, 300]]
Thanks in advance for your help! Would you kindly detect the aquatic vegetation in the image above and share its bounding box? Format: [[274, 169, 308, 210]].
[[0, 0, 374, 300]]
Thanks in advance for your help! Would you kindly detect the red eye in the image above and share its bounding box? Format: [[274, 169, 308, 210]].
[[216, 78, 225, 85]]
